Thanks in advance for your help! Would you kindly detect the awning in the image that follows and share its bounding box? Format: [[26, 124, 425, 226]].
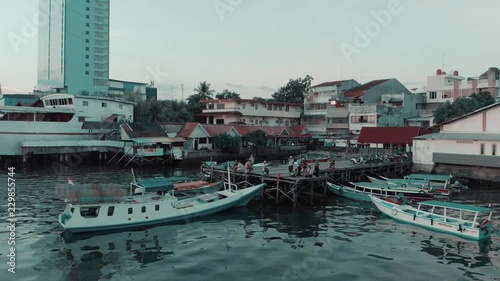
[[82, 121, 121, 130], [103, 114, 124, 122]]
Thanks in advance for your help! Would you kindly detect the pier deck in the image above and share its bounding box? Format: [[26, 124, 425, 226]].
[[202, 160, 412, 206]]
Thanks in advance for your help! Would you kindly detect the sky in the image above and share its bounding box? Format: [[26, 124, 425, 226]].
[[1, 0, 500, 100]]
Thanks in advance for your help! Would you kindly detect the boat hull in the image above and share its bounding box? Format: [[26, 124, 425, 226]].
[[327, 182, 374, 202], [370, 196, 491, 241], [59, 183, 265, 233]]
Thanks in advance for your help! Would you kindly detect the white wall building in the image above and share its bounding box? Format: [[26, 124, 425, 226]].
[[413, 102, 500, 174], [348, 104, 378, 134], [418, 67, 500, 126], [199, 99, 302, 127]]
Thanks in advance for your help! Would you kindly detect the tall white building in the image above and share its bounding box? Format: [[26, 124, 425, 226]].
[[37, 0, 110, 96]]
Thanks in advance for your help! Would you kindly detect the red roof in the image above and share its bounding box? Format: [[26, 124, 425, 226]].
[[203, 125, 238, 137], [344, 91, 365, 98], [312, 80, 353, 88], [344, 79, 390, 95], [357, 126, 425, 145], [176, 122, 200, 138]]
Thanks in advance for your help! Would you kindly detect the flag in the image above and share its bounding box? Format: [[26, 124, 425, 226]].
[[68, 177, 74, 185]]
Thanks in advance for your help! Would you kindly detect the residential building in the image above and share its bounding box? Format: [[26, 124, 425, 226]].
[[412, 102, 500, 181], [303, 79, 360, 134], [343, 78, 411, 104], [325, 106, 349, 135], [418, 67, 500, 126], [37, 0, 110, 96], [348, 103, 378, 134], [198, 99, 302, 127], [108, 79, 156, 100], [176, 122, 309, 151]]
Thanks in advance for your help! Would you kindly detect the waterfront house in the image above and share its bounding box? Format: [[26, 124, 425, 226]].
[[412, 102, 500, 182], [303, 79, 360, 134], [417, 67, 500, 126], [198, 98, 302, 127], [357, 126, 430, 151]]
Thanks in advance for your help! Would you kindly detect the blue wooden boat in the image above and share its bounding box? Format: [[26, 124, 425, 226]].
[[370, 196, 495, 240]]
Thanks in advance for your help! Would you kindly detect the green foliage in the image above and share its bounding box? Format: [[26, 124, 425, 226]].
[[132, 98, 193, 123], [243, 130, 269, 152], [212, 133, 241, 154], [187, 81, 215, 117], [433, 91, 496, 124], [252, 97, 266, 101], [272, 75, 313, 104], [215, 89, 240, 99]]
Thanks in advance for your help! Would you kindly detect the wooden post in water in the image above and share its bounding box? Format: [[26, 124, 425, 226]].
[[276, 174, 280, 203]]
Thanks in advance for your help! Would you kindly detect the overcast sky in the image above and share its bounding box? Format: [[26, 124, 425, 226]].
[[1, 0, 500, 99]]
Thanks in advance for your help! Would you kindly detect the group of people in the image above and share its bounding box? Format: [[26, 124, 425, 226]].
[[288, 156, 320, 177], [233, 154, 266, 174]]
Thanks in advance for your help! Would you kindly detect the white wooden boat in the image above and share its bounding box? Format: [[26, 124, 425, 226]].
[[370, 196, 495, 240], [327, 181, 434, 202], [58, 181, 265, 233]]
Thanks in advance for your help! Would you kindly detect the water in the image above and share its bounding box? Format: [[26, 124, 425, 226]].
[[1, 165, 500, 281]]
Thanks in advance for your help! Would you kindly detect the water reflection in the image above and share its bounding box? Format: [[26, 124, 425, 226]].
[[60, 226, 178, 280]]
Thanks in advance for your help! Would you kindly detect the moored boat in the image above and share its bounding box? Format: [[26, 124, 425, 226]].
[[326, 181, 433, 203], [131, 175, 222, 196], [58, 181, 266, 233], [367, 175, 452, 196], [370, 196, 495, 241]]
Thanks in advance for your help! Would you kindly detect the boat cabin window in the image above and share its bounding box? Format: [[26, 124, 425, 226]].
[[107, 206, 115, 216], [141, 206, 146, 213], [68, 99, 73, 105], [128, 207, 133, 214], [155, 204, 160, 211], [80, 207, 100, 218]]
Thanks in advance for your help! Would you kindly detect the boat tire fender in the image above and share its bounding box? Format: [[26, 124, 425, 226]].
[[338, 188, 344, 195], [419, 190, 425, 194], [391, 208, 398, 216], [413, 214, 416, 221], [401, 184, 407, 188], [431, 218, 433, 226]]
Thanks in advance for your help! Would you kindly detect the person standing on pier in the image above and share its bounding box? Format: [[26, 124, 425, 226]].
[[233, 160, 239, 172], [314, 160, 320, 177], [288, 156, 294, 175], [249, 154, 255, 164], [245, 159, 253, 174], [262, 160, 269, 176]]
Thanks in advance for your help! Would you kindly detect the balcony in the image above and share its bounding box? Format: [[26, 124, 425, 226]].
[[326, 123, 348, 129], [203, 107, 241, 113]]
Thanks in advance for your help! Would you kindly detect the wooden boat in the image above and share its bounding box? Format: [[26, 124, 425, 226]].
[[367, 175, 452, 196], [58, 181, 266, 233], [131, 176, 222, 196], [370, 196, 495, 240], [326, 181, 434, 203], [380, 173, 467, 192], [297, 153, 330, 164]]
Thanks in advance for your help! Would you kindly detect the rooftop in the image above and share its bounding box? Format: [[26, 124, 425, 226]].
[[199, 98, 303, 107], [312, 79, 356, 88], [344, 79, 391, 95], [358, 126, 425, 145]]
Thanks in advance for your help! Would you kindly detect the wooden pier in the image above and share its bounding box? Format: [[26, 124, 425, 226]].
[[201, 159, 412, 206]]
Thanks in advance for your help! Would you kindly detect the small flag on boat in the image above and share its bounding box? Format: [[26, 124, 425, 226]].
[[68, 177, 75, 185]]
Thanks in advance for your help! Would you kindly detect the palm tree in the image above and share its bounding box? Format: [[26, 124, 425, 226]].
[[193, 81, 215, 100]]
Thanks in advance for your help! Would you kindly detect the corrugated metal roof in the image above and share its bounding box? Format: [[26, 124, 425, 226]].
[[415, 132, 500, 141], [358, 126, 423, 145]]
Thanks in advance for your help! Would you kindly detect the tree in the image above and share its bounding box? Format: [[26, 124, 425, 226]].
[[187, 81, 215, 118], [243, 130, 269, 154], [252, 97, 267, 101], [433, 91, 495, 124], [272, 75, 313, 104], [215, 89, 240, 99], [160, 100, 193, 123], [212, 133, 241, 154]]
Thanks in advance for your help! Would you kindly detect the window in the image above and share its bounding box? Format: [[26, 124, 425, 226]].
[[493, 144, 497, 156], [86, 7, 89, 11], [85, 71, 89, 75], [86, 0, 89, 3], [102, 102, 107, 107], [68, 99, 73, 105], [86, 15, 89, 19], [216, 103, 225, 109], [216, 119, 224, 124], [242, 104, 245, 109], [480, 143, 485, 155], [128, 208, 133, 214], [85, 39, 89, 43], [255, 104, 258, 110], [141, 206, 146, 213], [78, 117, 86, 122], [199, 138, 207, 144], [86, 23, 89, 27], [85, 47, 89, 51], [86, 55, 89, 59], [119, 104, 123, 109], [107, 206, 114, 216], [285, 105, 289, 111], [155, 205, 160, 211], [85, 63, 89, 67], [429, 91, 437, 99], [85, 31, 89, 35], [83, 101, 89, 106]]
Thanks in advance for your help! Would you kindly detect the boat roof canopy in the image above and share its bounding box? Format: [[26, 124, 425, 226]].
[[405, 174, 452, 181], [419, 200, 493, 213], [136, 177, 174, 192]]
